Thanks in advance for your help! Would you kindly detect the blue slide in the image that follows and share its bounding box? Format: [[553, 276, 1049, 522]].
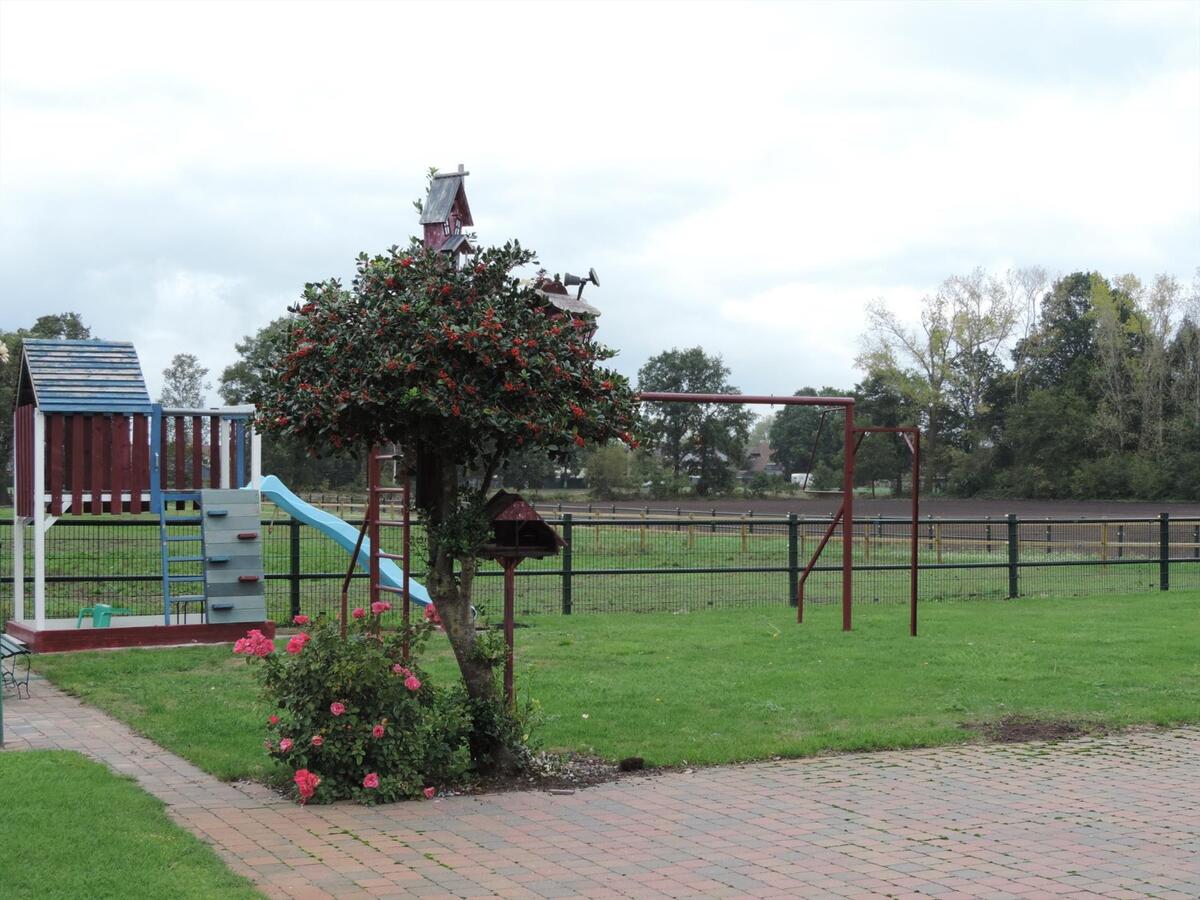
[[255, 475, 431, 606]]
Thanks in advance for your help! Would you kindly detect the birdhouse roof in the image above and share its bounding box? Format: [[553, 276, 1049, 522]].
[[419, 172, 474, 226], [16, 339, 153, 413], [483, 490, 544, 523], [438, 234, 475, 255]]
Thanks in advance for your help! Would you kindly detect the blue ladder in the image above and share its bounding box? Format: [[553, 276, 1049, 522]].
[[158, 491, 207, 625]]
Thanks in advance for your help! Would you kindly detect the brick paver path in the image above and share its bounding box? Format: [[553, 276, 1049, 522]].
[[4, 678, 1198, 899]]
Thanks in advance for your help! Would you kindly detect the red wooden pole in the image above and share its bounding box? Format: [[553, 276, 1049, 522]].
[[209, 416, 220, 488], [402, 465, 411, 663], [842, 405, 854, 631], [191, 416, 203, 489], [911, 430, 920, 638], [503, 558, 517, 709], [71, 415, 85, 514], [367, 447, 381, 610], [111, 415, 128, 515], [90, 416, 105, 515], [130, 415, 147, 514], [47, 414, 63, 516]]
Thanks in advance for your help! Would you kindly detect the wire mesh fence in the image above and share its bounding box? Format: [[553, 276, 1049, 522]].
[[2, 512, 1197, 626]]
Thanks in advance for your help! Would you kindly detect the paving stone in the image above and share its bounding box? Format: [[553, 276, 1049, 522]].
[[3, 682, 1198, 898]]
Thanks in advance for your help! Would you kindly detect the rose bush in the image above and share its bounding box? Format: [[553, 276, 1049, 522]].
[[239, 610, 473, 805]]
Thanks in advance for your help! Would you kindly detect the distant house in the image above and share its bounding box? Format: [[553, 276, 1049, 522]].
[[744, 440, 782, 476]]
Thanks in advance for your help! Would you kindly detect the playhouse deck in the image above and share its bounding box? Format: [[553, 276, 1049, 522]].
[[5, 616, 275, 653]]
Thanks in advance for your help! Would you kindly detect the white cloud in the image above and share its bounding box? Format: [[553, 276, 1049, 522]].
[[1, 0, 1196, 393]]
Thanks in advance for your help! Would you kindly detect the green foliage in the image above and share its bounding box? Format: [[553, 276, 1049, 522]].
[[637, 346, 752, 496], [257, 240, 638, 472], [585, 442, 633, 498], [767, 386, 845, 478], [241, 613, 472, 804]]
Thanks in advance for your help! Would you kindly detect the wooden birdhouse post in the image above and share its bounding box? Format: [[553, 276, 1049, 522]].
[[479, 490, 566, 706]]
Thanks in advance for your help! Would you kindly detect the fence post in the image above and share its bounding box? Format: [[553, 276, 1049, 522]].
[[787, 513, 798, 607], [1007, 513, 1019, 599], [710, 509, 717, 534], [289, 518, 302, 619], [561, 513, 573, 614], [1193, 524, 1199, 560], [1159, 512, 1169, 591]]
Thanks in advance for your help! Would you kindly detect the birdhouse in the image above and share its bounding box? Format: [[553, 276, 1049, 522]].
[[419, 164, 475, 257], [480, 490, 565, 561]]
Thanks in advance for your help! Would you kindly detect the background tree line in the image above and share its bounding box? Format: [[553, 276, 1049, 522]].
[[3, 266, 1196, 501]]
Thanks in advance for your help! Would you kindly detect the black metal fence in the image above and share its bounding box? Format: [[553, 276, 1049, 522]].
[[1, 513, 1198, 626]]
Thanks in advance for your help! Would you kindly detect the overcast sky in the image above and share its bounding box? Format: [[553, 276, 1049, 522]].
[[2, 0, 1197, 402]]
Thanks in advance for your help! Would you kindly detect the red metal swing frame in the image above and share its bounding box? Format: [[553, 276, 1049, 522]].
[[344, 393, 922, 707]]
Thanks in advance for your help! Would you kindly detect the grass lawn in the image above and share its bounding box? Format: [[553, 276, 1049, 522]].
[[32, 591, 1200, 782], [0, 750, 259, 900]]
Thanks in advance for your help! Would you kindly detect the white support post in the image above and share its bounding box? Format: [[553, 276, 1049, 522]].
[[12, 423, 23, 620], [33, 409, 46, 629], [249, 421, 262, 489], [219, 418, 232, 489]]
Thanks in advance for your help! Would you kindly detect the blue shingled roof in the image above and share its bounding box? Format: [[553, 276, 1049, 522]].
[[17, 339, 153, 413]]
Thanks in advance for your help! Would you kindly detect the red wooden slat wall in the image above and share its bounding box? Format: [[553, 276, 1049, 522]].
[[210, 416, 221, 488], [15, 404, 34, 518], [111, 414, 129, 515], [130, 415, 148, 514], [47, 414, 64, 515], [90, 416, 107, 515], [71, 415, 85, 513]]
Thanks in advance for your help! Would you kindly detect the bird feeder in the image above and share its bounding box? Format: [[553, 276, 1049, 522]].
[[479, 491, 565, 705]]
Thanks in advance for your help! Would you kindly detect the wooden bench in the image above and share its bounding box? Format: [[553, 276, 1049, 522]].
[[1, 633, 31, 699]]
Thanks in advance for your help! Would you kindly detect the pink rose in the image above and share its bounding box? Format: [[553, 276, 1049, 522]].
[[233, 629, 274, 657], [330, 701, 346, 716], [292, 614, 310, 625], [362, 772, 380, 789], [423, 604, 441, 627], [392, 663, 411, 676], [279, 738, 294, 752], [404, 675, 422, 692], [294, 769, 321, 803], [352, 607, 365, 619], [286, 633, 310, 655], [311, 735, 324, 747], [268, 714, 280, 726], [371, 724, 385, 739], [423, 787, 436, 799], [371, 600, 390, 615]]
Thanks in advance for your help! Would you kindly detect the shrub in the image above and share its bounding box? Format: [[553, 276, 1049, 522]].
[[236, 608, 471, 804]]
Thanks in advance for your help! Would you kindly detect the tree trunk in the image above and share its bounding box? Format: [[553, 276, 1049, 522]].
[[421, 452, 520, 774], [923, 407, 938, 495]]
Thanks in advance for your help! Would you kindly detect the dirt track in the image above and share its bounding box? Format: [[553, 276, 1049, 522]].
[[543, 497, 1200, 519]]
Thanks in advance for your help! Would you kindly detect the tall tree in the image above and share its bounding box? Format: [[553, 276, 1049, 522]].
[[767, 387, 846, 482], [160, 353, 210, 408], [636, 347, 752, 495], [257, 239, 638, 771]]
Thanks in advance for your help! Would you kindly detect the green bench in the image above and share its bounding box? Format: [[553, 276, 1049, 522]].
[[1, 633, 31, 699]]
